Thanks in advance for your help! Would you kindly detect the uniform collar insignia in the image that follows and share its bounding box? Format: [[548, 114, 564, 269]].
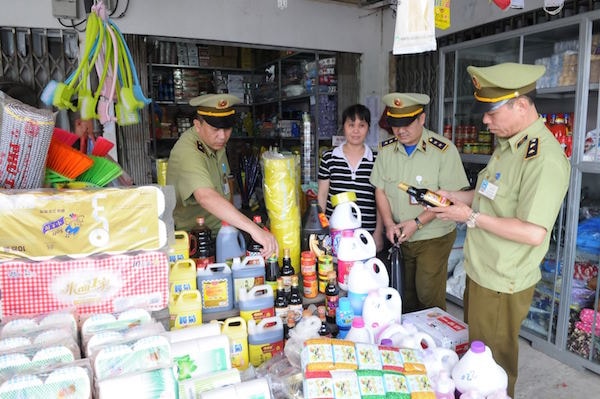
[[197, 140, 206, 154]]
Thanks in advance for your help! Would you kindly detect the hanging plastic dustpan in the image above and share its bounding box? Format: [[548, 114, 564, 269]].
[[109, 18, 151, 105], [111, 24, 144, 112], [97, 17, 119, 125]]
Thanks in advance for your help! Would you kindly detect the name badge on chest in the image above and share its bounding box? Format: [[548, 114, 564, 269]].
[[478, 178, 498, 200]]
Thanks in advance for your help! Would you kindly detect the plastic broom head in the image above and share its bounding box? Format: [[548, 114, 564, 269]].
[[76, 155, 122, 187], [52, 127, 79, 146], [91, 136, 115, 156], [45, 138, 94, 179]]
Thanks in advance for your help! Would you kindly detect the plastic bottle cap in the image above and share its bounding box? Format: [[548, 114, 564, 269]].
[[351, 316, 364, 328], [470, 340, 485, 353], [196, 217, 205, 224], [221, 220, 229, 226], [380, 338, 393, 346], [331, 191, 357, 207]]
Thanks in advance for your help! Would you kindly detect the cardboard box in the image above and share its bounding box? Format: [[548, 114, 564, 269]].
[[402, 307, 469, 355]]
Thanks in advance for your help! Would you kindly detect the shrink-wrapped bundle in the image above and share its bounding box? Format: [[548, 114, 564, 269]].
[[262, 151, 301, 272], [0, 91, 55, 189]]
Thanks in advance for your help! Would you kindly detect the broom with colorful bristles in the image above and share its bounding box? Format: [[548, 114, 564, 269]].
[[75, 155, 123, 187], [45, 138, 94, 181]]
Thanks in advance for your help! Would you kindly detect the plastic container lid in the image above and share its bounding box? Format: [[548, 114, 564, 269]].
[[352, 316, 365, 328], [470, 340, 485, 353], [331, 191, 357, 207]]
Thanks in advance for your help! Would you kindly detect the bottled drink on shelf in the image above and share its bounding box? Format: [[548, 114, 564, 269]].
[[274, 277, 289, 322], [288, 275, 303, 322], [325, 271, 339, 324], [317, 306, 333, 338], [188, 216, 215, 269], [397, 182, 452, 208], [265, 255, 280, 294], [285, 313, 296, 343], [280, 248, 295, 299]]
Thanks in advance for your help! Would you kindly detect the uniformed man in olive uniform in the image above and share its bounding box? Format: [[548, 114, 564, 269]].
[[370, 93, 469, 312], [429, 63, 570, 397], [167, 93, 278, 258]]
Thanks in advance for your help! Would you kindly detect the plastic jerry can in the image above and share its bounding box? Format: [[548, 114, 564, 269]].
[[196, 263, 234, 313], [168, 230, 189, 265], [336, 228, 376, 291], [231, 255, 266, 306], [221, 316, 249, 370], [238, 284, 275, 324], [169, 259, 197, 296], [247, 316, 284, 367], [329, 191, 362, 257], [347, 257, 389, 316], [216, 221, 246, 263], [168, 289, 203, 329]]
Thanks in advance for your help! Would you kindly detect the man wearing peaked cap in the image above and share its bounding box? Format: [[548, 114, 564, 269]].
[[467, 62, 546, 114], [428, 62, 570, 397], [370, 92, 469, 313], [167, 93, 278, 258]]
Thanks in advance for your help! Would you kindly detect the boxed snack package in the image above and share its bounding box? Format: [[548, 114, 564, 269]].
[[401, 307, 469, 355]]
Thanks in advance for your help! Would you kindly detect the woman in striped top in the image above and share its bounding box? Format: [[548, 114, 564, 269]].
[[317, 104, 384, 251]]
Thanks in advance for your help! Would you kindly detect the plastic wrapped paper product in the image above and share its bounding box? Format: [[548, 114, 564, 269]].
[[0, 185, 175, 261], [0, 90, 55, 189], [262, 151, 301, 272]]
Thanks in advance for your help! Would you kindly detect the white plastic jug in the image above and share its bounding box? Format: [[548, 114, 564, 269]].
[[422, 347, 459, 381], [362, 287, 402, 339], [377, 322, 436, 351], [337, 228, 376, 291], [347, 257, 389, 315], [344, 315, 373, 344], [452, 340, 508, 397], [329, 192, 362, 257]]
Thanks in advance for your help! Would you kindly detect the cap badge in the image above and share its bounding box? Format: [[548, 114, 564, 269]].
[[471, 76, 481, 90], [393, 98, 403, 107], [217, 99, 228, 109]]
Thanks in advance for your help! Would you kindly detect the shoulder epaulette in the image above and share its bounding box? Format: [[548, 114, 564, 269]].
[[380, 137, 397, 148], [524, 138, 539, 160], [516, 135, 528, 149], [428, 137, 448, 152], [196, 140, 206, 154]]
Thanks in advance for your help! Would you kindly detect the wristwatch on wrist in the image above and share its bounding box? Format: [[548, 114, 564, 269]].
[[414, 217, 424, 230], [466, 211, 480, 228]]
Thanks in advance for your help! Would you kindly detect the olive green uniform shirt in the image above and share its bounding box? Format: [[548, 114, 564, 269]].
[[166, 126, 230, 234], [370, 128, 469, 241], [464, 117, 570, 293]]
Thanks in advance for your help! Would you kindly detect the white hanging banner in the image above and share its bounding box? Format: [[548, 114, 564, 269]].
[[393, 0, 436, 55]]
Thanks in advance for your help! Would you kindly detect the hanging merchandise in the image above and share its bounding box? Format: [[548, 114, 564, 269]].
[[262, 150, 301, 272], [40, 0, 150, 126], [434, 0, 451, 30], [393, 0, 436, 55]]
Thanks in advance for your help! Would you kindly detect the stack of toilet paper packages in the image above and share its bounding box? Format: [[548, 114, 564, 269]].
[[80, 307, 178, 398], [0, 310, 93, 398], [301, 337, 436, 398], [0, 185, 175, 261], [0, 251, 170, 318]]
